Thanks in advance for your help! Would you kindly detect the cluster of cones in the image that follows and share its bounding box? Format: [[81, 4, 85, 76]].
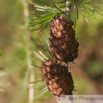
[[42, 16, 79, 97]]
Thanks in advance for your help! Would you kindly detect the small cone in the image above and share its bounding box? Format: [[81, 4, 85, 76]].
[[49, 16, 79, 63], [42, 59, 74, 97]]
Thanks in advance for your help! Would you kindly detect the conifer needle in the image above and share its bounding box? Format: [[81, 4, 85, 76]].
[[33, 51, 45, 61]]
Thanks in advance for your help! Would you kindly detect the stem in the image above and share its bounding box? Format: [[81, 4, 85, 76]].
[[68, 62, 71, 72], [22, 0, 34, 103], [65, 0, 73, 20]]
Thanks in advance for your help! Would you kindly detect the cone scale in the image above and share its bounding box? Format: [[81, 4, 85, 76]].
[[49, 16, 79, 63], [42, 59, 74, 97]]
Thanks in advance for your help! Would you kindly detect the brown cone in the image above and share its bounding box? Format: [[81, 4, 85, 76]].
[[42, 59, 74, 97], [49, 16, 79, 63]]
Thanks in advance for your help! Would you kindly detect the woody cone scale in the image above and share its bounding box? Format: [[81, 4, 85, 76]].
[[49, 16, 79, 63], [42, 59, 74, 97]]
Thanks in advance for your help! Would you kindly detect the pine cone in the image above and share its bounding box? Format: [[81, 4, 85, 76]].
[[49, 16, 79, 63], [42, 59, 74, 97]]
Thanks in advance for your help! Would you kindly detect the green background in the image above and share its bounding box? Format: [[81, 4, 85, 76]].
[[0, 0, 103, 103]]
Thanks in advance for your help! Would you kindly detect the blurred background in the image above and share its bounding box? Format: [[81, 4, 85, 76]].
[[0, 0, 103, 103]]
